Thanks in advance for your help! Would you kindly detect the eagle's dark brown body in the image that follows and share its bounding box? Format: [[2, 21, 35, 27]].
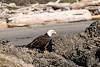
[[25, 33, 53, 51], [16, 30, 56, 52]]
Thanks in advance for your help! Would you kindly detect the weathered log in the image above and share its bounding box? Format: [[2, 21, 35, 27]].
[[91, 15, 100, 20], [5, 15, 100, 28], [8, 23, 30, 28], [88, 0, 100, 6], [8, 9, 91, 25], [1, 11, 100, 28], [71, 0, 100, 9]]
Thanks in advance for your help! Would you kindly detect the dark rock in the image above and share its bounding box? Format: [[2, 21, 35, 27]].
[[0, 40, 10, 45]]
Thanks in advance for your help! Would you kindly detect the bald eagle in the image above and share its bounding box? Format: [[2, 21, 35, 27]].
[[24, 30, 56, 52]]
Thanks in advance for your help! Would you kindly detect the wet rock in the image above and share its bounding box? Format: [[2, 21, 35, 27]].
[[0, 40, 10, 45], [0, 54, 33, 67], [63, 21, 100, 67], [0, 43, 79, 67]]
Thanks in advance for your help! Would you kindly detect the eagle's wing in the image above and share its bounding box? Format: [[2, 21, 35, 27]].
[[26, 35, 50, 49]]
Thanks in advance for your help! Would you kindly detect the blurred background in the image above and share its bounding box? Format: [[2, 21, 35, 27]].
[[0, 0, 79, 5]]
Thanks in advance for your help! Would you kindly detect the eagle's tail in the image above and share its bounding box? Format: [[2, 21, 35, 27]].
[[25, 42, 34, 48], [15, 45, 26, 48], [15, 41, 34, 49]]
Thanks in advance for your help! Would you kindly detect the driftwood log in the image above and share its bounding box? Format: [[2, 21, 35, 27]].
[[8, 9, 91, 25], [0, 0, 100, 28], [92, 15, 100, 20], [71, 0, 100, 9]]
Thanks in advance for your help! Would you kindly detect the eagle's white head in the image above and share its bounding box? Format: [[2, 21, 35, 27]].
[[47, 30, 57, 37]]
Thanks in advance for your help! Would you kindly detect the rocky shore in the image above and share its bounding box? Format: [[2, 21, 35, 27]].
[[0, 21, 99, 67]]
